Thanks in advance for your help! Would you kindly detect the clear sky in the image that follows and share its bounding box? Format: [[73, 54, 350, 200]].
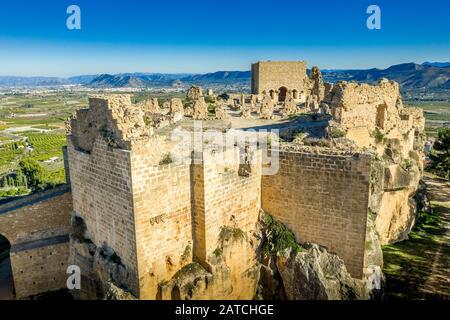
[[0, 0, 449, 77]]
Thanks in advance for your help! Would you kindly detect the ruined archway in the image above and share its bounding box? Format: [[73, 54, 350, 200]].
[[278, 87, 288, 102], [0, 234, 15, 300], [292, 89, 299, 100]]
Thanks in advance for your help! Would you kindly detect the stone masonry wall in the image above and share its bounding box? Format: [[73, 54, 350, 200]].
[[67, 137, 139, 295], [130, 141, 193, 300], [252, 61, 307, 94], [193, 147, 262, 263], [261, 151, 371, 279], [0, 187, 72, 299]]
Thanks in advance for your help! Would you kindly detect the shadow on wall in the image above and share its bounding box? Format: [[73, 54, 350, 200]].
[[0, 234, 15, 300]]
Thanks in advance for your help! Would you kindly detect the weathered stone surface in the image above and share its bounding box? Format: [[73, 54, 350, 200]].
[[215, 105, 228, 120], [251, 61, 308, 97], [105, 282, 137, 300], [281, 94, 297, 116], [193, 97, 208, 120], [187, 86, 203, 100], [169, 98, 184, 114], [260, 94, 274, 119], [241, 107, 252, 119], [137, 98, 160, 114], [276, 244, 363, 300], [310, 66, 325, 102], [71, 95, 153, 151]]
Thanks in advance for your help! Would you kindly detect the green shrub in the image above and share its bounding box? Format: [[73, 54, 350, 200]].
[[403, 159, 414, 171], [330, 128, 346, 139], [205, 96, 216, 104], [373, 128, 385, 144], [262, 213, 302, 256], [208, 104, 216, 115]]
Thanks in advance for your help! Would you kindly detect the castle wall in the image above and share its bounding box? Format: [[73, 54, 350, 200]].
[[67, 137, 139, 295], [0, 186, 72, 299], [261, 151, 371, 279], [251, 61, 307, 95], [193, 148, 262, 263], [130, 141, 193, 300]]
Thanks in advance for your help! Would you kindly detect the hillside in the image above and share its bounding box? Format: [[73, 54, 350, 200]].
[[1, 62, 449, 90], [322, 63, 450, 90]]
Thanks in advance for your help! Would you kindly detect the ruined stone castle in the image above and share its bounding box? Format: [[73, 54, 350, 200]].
[[0, 60, 425, 300]]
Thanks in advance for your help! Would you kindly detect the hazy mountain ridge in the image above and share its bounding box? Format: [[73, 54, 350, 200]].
[[1, 62, 449, 90], [322, 63, 450, 89]]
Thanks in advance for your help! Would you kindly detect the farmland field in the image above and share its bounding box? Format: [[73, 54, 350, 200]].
[[405, 100, 450, 137], [0, 92, 89, 197]]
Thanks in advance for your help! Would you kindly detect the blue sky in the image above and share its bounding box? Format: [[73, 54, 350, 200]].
[[0, 0, 449, 76]]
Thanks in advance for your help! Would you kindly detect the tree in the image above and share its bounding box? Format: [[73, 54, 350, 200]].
[[429, 128, 450, 180], [18, 158, 47, 190]]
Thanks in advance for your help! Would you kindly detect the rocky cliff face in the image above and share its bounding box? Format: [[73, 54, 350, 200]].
[[156, 224, 261, 300], [150, 212, 383, 301], [255, 212, 383, 300]]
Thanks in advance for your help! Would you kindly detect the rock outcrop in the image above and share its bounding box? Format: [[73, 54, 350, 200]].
[[276, 244, 363, 300]]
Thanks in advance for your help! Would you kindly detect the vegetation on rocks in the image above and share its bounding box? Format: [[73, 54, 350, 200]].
[[219, 226, 245, 243], [262, 213, 302, 256], [373, 128, 385, 144]]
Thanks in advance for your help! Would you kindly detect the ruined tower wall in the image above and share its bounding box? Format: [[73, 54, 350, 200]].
[[328, 80, 413, 149], [193, 148, 262, 263], [261, 151, 371, 279], [130, 141, 193, 300], [251, 61, 307, 94], [0, 186, 72, 299], [67, 138, 139, 295]]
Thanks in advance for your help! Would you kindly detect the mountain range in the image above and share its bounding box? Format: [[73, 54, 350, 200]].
[[0, 62, 449, 90]]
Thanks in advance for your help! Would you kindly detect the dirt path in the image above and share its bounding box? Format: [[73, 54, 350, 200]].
[[420, 175, 450, 298]]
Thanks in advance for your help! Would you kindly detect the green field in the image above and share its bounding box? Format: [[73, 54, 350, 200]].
[[405, 100, 450, 137], [0, 92, 89, 197]]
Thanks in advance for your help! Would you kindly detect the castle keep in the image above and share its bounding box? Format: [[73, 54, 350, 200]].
[[0, 60, 425, 300], [251, 61, 308, 101]]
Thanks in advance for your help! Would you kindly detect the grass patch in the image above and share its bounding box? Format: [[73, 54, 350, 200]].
[[330, 128, 346, 139], [382, 205, 448, 299]]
